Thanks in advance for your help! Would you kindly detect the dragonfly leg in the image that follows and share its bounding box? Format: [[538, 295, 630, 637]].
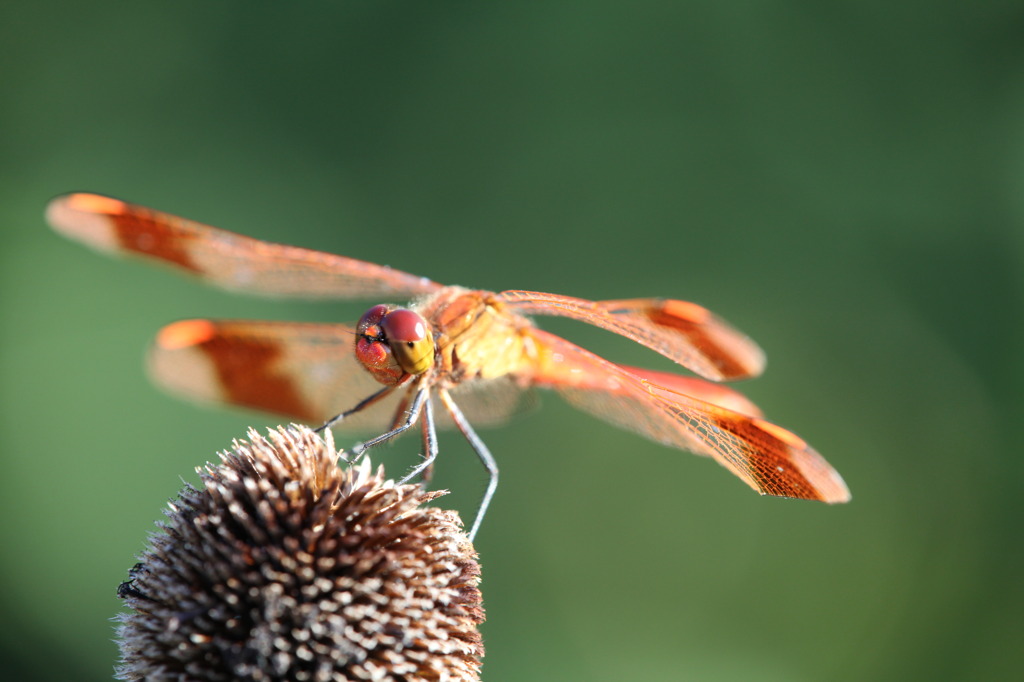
[[398, 393, 438, 485], [316, 384, 396, 433], [439, 389, 498, 542], [349, 386, 428, 461]]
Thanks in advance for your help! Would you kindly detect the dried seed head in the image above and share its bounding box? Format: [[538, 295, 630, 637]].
[[116, 425, 484, 681]]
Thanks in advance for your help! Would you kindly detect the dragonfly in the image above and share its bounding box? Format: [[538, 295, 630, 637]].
[[47, 192, 850, 539]]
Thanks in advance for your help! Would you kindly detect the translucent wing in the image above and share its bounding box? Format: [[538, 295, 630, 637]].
[[617, 365, 764, 418], [148, 319, 533, 431], [46, 193, 441, 300], [499, 290, 765, 381], [523, 329, 850, 503]]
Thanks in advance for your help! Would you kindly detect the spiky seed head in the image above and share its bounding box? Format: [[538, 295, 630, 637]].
[[116, 425, 484, 681]]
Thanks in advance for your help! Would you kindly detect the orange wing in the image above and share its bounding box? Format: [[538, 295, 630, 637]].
[[149, 319, 534, 431], [523, 328, 850, 503], [499, 291, 765, 381], [46, 193, 441, 300], [616, 365, 764, 418]]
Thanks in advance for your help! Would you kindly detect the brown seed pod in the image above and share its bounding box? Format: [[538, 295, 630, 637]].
[[116, 425, 484, 681]]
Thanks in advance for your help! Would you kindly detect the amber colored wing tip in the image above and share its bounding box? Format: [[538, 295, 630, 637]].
[[45, 192, 127, 253], [802, 467, 852, 505], [827, 476, 853, 504], [45, 191, 122, 221], [811, 456, 852, 504], [756, 476, 851, 504], [44, 193, 77, 234]]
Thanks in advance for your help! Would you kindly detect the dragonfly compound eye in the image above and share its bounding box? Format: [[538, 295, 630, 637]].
[[381, 309, 435, 375], [354, 304, 404, 384], [356, 304, 391, 339]]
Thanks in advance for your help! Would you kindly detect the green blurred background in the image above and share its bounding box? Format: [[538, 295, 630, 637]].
[[2, 2, 1021, 680]]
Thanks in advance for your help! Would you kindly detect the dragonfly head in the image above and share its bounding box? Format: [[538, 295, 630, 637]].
[[356, 304, 435, 383]]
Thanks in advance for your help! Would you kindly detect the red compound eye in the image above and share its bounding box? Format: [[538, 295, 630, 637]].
[[357, 304, 391, 337], [380, 309, 434, 375], [354, 304, 404, 384], [380, 309, 428, 343]]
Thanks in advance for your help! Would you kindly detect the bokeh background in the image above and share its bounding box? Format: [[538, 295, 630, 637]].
[[2, 2, 1021, 680]]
